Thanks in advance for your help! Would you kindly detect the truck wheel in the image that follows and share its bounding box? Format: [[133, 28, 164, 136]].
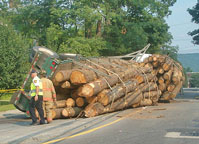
[[59, 53, 81, 60], [29, 46, 59, 62]]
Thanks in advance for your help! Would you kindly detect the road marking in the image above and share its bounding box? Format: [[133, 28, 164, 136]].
[[42, 108, 144, 144], [42, 118, 123, 144], [165, 132, 199, 139]]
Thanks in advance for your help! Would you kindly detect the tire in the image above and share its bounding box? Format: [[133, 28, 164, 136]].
[[29, 46, 59, 62], [59, 53, 82, 60]]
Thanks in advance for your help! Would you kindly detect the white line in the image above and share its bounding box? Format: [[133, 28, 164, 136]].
[[165, 132, 199, 139]]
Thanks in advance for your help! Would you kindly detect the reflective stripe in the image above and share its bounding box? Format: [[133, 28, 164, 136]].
[[43, 88, 53, 91]]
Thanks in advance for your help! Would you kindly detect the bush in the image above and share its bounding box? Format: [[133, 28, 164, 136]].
[[0, 18, 29, 91]]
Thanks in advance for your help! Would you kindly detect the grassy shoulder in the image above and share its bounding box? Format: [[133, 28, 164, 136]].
[[0, 94, 16, 112], [0, 104, 15, 112]]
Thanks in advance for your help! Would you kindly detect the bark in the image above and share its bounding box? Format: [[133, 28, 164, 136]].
[[52, 108, 65, 119], [143, 90, 161, 99], [97, 79, 138, 106], [169, 81, 183, 99], [70, 69, 97, 85], [163, 66, 173, 80], [158, 76, 164, 84], [62, 107, 82, 118], [78, 67, 151, 97], [158, 83, 166, 92], [55, 100, 67, 108], [140, 99, 152, 106], [55, 70, 72, 82], [163, 57, 173, 71]]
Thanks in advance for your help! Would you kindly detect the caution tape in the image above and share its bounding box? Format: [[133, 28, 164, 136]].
[[0, 89, 24, 93]]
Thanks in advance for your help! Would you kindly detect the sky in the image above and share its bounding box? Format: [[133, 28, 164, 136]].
[[166, 0, 198, 54]]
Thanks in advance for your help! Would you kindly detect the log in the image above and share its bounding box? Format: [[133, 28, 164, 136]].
[[172, 67, 182, 84], [86, 96, 98, 104], [76, 97, 87, 107], [61, 81, 72, 89], [66, 98, 75, 107], [158, 76, 164, 84], [104, 91, 143, 113], [140, 82, 158, 93], [70, 69, 97, 85], [163, 67, 173, 80], [55, 70, 72, 82], [84, 102, 105, 117], [152, 61, 159, 68], [84, 89, 143, 117], [52, 108, 65, 119], [62, 107, 82, 118], [159, 91, 172, 101], [169, 81, 183, 99], [158, 83, 166, 92], [162, 58, 172, 71], [167, 84, 175, 92], [143, 90, 161, 99], [78, 67, 151, 97], [158, 68, 164, 74], [55, 100, 67, 108], [140, 99, 152, 106], [135, 73, 155, 84], [97, 80, 138, 106]]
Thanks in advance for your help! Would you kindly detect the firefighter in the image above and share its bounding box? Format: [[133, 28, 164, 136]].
[[40, 70, 57, 123], [29, 70, 45, 125]]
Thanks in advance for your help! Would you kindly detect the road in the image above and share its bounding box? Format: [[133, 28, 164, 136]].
[[0, 91, 199, 144]]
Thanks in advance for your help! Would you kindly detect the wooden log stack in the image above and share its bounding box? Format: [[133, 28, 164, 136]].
[[48, 55, 184, 119], [139, 54, 185, 101]]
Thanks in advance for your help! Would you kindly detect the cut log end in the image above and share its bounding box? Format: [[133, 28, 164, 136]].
[[70, 71, 87, 85], [78, 85, 93, 97]]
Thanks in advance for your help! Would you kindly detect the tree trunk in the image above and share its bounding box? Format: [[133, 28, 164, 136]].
[[169, 81, 183, 99], [55, 70, 72, 83], [66, 98, 75, 107], [62, 107, 82, 118], [61, 81, 73, 89], [96, 20, 102, 37], [78, 67, 151, 97], [163, 66, 173, 80], [52, 108, 65, 119], [55, 100, 67, 108], [97, 79, 138, 106], [70, 69, 97, 85], [76, 97, 87, 107]]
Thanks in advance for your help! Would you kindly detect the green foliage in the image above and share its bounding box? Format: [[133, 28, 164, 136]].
[[161, 45, 179, 61], [188, 1, 199, 45], [7, 0, 176, 56], [0, 18, 29, 90], [190, 73, 199, 88], [59, 37, 106, 56]]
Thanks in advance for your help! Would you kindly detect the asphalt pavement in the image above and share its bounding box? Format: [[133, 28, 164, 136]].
[[0, 93, 199, 144]]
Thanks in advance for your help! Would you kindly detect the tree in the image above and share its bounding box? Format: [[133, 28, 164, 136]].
[[190, 73, 199, 87], [188, 1, 199, 45], [7, 0, 177, 56], [0, 18, 29, 91], [161, 44, 179, 61]]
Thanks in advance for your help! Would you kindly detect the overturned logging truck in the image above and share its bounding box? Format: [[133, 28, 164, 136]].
[[10, 45, 185, 119]]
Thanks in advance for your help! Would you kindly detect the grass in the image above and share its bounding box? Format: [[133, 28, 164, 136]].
[[0, 104, 15, 112], [0, 93, 13, 100], [0, 93, 16, 112]]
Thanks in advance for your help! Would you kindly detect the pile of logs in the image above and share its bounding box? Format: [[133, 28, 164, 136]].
[[139, 54, 185, 101], [46, 55, 184, 119]]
